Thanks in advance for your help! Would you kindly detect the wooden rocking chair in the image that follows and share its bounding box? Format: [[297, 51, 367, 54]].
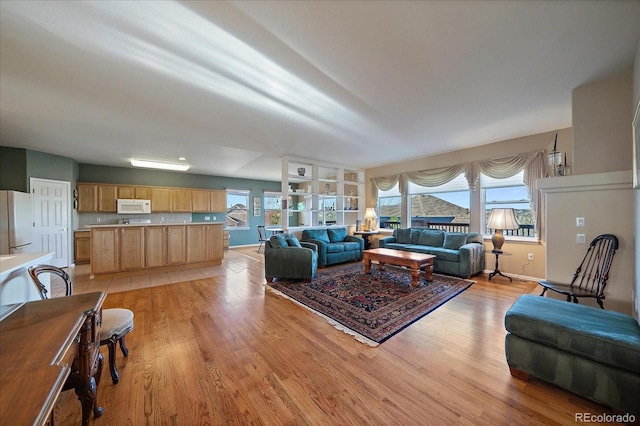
[[538, 234, 618, 309]]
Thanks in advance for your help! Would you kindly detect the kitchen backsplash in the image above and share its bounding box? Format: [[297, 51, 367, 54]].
[[77, 213, 192, 228]]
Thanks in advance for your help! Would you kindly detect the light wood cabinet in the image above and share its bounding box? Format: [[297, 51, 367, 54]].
[[210, 190, 225, 212], [186, 225, 207, 263], [74, 231, 91, 264], [166, 225, 187, 265], [171, 190, 192, 212], [207, 225, 224, 260], [92, 224, 223, 277], [97, 185, 118, 212], [118, 186, 151, 200], [191, 190, 210, 212], [151, 188, 172, 212], [77, 184, 97, 212], [119, 227, 145, 271], [91, 228, 119, 274], [145, 227, 166, 268]]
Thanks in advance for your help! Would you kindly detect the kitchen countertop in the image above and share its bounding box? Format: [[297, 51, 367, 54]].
[[0, 252, 55, 276], [84, 222, 224, 228]]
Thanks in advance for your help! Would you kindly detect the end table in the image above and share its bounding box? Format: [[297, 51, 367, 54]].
[[486, 250, 512, 282]]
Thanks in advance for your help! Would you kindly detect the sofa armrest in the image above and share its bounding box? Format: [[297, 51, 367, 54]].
[[344, 235, 365, 252], [265, 246, 317, 278], [302, 237, 329, 266], [458, 243, 485, 278], [378, 236, 396, 248], [300, 241, 318, 252]]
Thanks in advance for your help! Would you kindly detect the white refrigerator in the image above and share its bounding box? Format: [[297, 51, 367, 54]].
[[0, 190, 34, 254]]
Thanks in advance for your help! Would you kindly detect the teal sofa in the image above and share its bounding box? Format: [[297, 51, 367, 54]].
[[264, 234, 318, 282], [378, 228, 484, 278], [505, 295, 640, 416], [301, 228, 364, 267]]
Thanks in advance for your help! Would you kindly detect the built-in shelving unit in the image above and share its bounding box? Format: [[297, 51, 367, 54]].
[[281, 157, 364, 230]]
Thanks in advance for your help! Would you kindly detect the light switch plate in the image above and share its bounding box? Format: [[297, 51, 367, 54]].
[[576, 217, 585, 227], [577, 234, 586, 244]]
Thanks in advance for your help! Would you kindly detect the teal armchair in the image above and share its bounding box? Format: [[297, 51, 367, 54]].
[[265, 234, 318, 282]]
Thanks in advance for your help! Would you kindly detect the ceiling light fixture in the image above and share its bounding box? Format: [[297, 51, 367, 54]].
[[131, 159, 190, 171]]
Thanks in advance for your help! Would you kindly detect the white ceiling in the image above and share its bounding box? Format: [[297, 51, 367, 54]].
[[1, 1, 639, 182]]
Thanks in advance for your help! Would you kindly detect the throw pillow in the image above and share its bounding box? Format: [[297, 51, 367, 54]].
[[327, 227, 348, 243], [443, 233, 467, 250], [395, 228, 412, 244], [303, 229, 330, 243], [411, 229, 421, 244], [418, 229, 445, 247], [269, 234, 288, 248], [287, 235, 302, 248]]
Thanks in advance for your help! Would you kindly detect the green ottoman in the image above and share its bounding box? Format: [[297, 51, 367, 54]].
[[505, 295, 640, 416]]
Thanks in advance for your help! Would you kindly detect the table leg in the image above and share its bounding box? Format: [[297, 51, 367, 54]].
[[378, 262, 386, 271], [364, 256, 371, 274], [488, 254, 512, 282], [411, 268, 420, 287], [422, 261, 434, 281]]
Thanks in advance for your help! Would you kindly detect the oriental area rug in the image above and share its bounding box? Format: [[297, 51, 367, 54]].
[[265, 262, 474, 346]]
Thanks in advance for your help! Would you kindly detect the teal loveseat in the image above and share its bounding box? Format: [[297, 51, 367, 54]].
[[505, 295, 640, 416], [264, 234, 318, 282], [378, 228, 484, 278], [301, 228, 364, 267]]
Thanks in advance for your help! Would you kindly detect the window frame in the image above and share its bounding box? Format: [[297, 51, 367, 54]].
[[263, 191, 282, 228]]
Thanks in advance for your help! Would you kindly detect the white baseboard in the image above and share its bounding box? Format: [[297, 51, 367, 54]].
[[482, 269, 541, 283]]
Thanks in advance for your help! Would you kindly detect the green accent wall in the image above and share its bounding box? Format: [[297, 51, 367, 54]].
[[0, 147, 28, 191], [26, 150, 78, 189]]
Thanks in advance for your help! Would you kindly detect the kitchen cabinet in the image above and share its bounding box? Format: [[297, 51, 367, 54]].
[[166, 225, 187, 265], [191, 190, 210, 212], [118, 186, 151, 200], [186, 225, 207, 263], [91, 223, 223, 277], [74, 231, 91, 264], [171, 189, 192, 212], [210, 190, 225, 212], [98, 185, 118, 212], [91, 228, 119, 274], [77, 184, 97, 212], [145, 227, 166, 268], [119, 227, 145, 271], [151, 188, 172, 212]]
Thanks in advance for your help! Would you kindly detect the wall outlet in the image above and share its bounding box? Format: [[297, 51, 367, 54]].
[[212, 216, 216, 221], [96, 217, 101, 223], [160, 217, 164, 222], [204, 216, 211, 221], [527, 253, 534, 261], [577, 234, 586, 244]]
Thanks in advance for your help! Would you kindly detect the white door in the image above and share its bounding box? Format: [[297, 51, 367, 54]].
[[31, 178, 70, 267]]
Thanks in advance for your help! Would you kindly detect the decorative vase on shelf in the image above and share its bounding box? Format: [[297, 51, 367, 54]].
[[297, 167, 305, 176], [325, 183, 331, 194]]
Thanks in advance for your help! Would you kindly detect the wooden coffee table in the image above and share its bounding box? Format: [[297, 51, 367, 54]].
[[363, 248, 435, 287]]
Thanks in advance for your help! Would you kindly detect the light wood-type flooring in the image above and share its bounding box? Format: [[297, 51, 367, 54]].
[[50, 247, 619, 425]]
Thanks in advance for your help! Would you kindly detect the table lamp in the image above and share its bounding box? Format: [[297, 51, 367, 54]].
[[364, 208, 378, 231], [487, 208, 519, 252]]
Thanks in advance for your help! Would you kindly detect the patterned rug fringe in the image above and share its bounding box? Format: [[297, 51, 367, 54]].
[[264, 283, 380, 347]]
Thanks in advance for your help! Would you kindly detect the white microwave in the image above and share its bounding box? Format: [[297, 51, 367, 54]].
[[117, 199, 151, 214]]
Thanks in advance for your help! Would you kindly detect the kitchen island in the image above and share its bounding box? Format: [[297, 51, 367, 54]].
[[0, 252, 54, 316], [87, 222, 224, 279]]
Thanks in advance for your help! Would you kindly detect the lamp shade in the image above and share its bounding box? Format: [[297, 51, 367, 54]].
[[487, 208, 519, 252], [363, 207, 378, 231], [487, 208, 519, 230]]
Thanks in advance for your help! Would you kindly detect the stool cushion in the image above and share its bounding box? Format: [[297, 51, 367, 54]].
[[505, 295, 640, 374], [101, 308, 134, 339]]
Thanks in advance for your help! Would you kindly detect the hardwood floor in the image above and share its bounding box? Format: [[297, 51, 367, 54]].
[[52, 247, 618, 425]]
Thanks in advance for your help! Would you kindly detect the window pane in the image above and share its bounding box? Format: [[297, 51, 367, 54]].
[[409, 191, 470, 230], [226, 192, 248, 228], [378, 195, 402, 228], [264, 194, 281, 226], [482, 175, 536, 237]]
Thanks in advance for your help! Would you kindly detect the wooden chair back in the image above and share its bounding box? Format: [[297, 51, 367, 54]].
[[569, 234, 619, 297], [28, 265, 73, 299]]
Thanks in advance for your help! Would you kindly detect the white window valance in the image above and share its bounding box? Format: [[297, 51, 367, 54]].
[[370, 150, 546, 239]]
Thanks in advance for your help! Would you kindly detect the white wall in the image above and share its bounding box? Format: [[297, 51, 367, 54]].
[[572, 72, 633, 175], [632, 35, 640, 322]]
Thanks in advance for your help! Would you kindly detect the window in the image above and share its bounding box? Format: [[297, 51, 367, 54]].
[[377, 183, 402, 228], [264, 192, 282, 227], [407, 174, 470, 231], [226, 189, 249, 229], [482, 171, 536, 238]]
